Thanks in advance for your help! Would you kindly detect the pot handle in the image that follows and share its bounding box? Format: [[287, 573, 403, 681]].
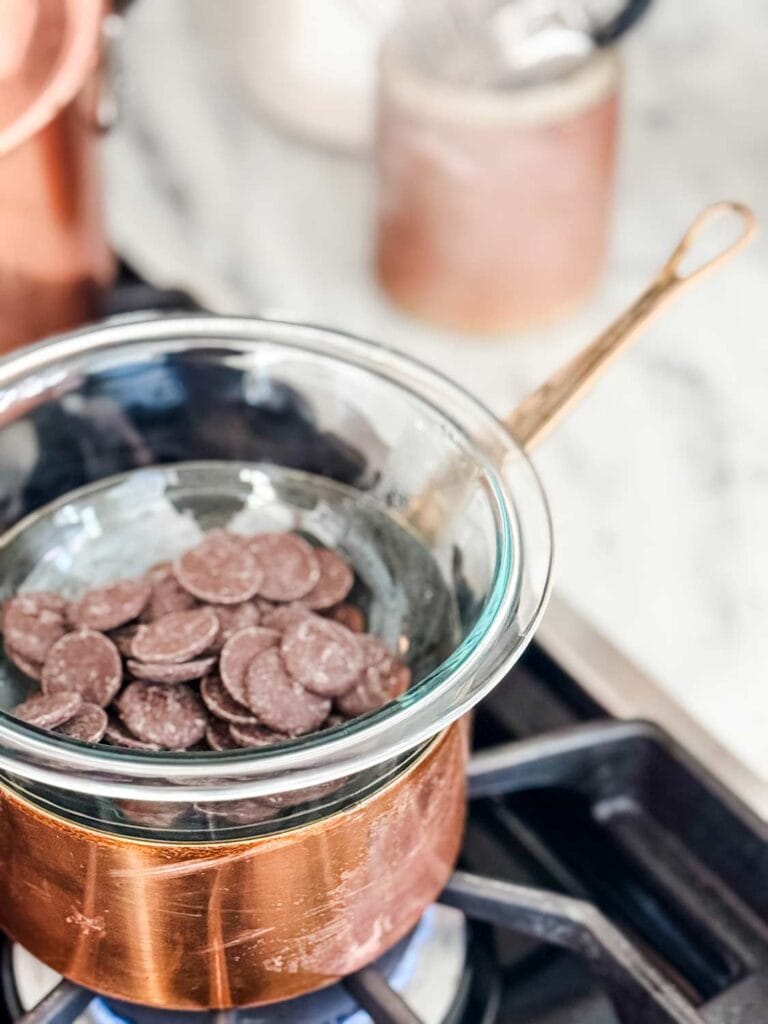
[[505, 201, 756, 452]]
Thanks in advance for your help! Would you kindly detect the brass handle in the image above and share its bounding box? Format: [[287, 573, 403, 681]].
[[505, 201, 757, 451]]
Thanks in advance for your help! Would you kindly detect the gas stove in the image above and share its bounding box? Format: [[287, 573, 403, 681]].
[[1, 273, 765, 1024]]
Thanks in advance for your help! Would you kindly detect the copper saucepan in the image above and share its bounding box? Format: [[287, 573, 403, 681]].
[[0, 202, 755, 1010], [0, 0, 115, 353]]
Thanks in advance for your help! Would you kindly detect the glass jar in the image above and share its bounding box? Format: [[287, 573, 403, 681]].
[[375, 2, 622, 332], [0, 315, 552, 1007]]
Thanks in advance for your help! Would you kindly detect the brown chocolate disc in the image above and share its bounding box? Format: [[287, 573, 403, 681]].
[[301, 549, 354, 610], [326, 603, 365, 634], [109, 624, 139, 657], [260, 603, 313, 632], [357, 634, 392, 668], [200, 674, 258, 725], [4, 591, 66, 618], [104, 716, 162, 751], [228, 721, 288, 748], [209, 601, 261, 650], [243, 648, 330, 735], [173, 532, 263, 605], [219, 626, 280, 705], [126, 656, 216, 684], [116, 681, 207, 750], [141, 566, 197, 621], [396, 663, 412, 691], [145, 561, 172, 584], [117, 799, 183, 828], [10, 691, 81, 730], [3, 592, 67, 663], [335, 673, 391, 717], [281, 617, 362, 697], [336, 637, 410, 716], [262, 779, 343, 809], [322, 712, 348, 730], [130, 607, 219, 665], [69, 579, 151, 632], [42, 630, 122, 707], [5, 644, 42, 680], [56, 703, 108, 743], [197, 798, 277, 825], [248, 532, 320, 602], [206, 718, 240, 751]]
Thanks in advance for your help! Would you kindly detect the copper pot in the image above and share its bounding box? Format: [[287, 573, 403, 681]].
[[0, 0, 115, 353], [0, 724, 467, 1010]]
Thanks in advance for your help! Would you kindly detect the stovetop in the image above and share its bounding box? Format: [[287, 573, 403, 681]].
[[1, 272, 765, 1024]]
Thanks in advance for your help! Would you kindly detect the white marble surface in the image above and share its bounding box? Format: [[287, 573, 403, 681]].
[[104, 0, 768, 781]]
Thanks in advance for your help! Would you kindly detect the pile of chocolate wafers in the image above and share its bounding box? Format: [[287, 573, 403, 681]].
[[1, 530, 410, 751]]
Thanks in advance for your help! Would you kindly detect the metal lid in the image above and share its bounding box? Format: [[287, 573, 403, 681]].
[[392, 0, 651, 90], [0, 0, 103, 156]]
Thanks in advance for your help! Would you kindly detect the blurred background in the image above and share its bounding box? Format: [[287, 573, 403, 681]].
[[2, 0, 766, 780]]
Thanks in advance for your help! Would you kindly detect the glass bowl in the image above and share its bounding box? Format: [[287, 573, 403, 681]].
[[0, 314, 553, 838]]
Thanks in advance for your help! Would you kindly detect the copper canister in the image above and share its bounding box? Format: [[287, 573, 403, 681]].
[[0, 724, 467, 1010], [0, 0, 114, 353]]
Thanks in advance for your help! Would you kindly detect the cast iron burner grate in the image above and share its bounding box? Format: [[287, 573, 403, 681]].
[[1, 274, 765, 1024]]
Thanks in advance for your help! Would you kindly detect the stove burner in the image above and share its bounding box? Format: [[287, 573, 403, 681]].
[[7, 906, 473, 1024]]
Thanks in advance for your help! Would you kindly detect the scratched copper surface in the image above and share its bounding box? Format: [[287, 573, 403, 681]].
[[0, 723, 467, 1009]]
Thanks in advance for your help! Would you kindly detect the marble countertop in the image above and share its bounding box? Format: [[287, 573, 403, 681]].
[[104, 0, 768, 782]]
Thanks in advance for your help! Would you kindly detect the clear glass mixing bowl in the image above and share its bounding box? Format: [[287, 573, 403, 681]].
[[0, 314, 552, 839]]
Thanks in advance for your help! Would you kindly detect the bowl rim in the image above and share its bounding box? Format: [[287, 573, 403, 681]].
[[0, 314, 554, 801]]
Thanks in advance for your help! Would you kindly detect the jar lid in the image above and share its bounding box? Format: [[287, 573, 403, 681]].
[[392, 0, 651, 91], [0, 0, 103, 156]]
